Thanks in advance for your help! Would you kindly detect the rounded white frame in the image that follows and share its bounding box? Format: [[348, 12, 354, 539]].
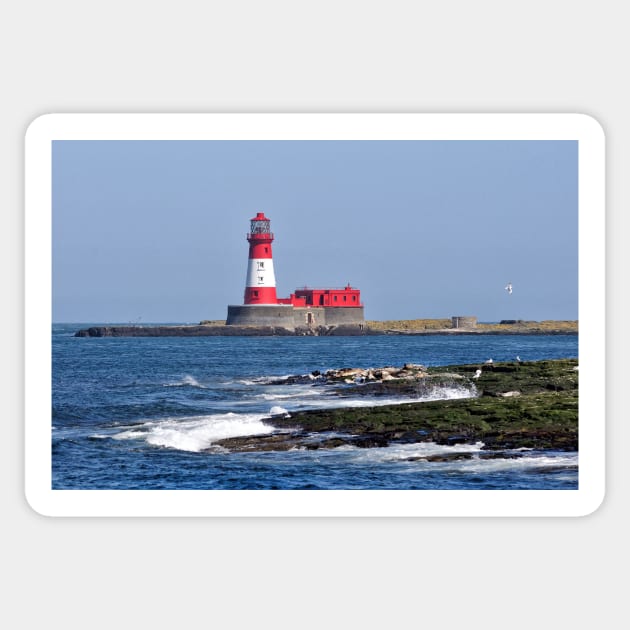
[[25, 113, 605, 517]]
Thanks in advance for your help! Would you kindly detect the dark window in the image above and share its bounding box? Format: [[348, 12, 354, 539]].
[[334, 296, 337, 301], [352, 296, 356, 301]]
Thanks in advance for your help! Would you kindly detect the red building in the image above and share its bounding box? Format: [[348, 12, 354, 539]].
[[278, 285, 362, 308]]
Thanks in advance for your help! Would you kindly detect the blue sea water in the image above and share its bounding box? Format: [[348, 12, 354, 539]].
[[52, 324, 578, 490]]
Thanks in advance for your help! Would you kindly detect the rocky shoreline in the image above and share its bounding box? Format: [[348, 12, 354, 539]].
[[75, 325, 299, 337], [212, 359, 579, 454], [74, 323, 578, 337]]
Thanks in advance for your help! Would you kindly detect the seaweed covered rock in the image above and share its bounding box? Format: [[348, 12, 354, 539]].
[[214, 359, 579, 453]]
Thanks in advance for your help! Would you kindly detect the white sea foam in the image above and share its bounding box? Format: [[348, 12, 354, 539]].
[[215, 384, 475, 415], [410, 383, 478, 401], [237, 374, 297, 385], [269, 406, 290, 417], [452, 453, 579, 473], [163, 375, 207, 389], [257, 390, 318, 401], [337, 442, 578, 472], [112, 429, 148, 440], [339, 441, 485, 462], [112, 412, 275, 452], [300, 385, 477, 411]]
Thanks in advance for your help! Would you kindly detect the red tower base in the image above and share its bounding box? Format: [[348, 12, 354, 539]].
[[244, 287, 279, 304]]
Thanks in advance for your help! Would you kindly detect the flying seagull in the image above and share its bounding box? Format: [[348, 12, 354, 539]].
[[505, 283, 513, 295]]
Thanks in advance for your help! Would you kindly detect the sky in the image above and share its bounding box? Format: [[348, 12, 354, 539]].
[[52, 140, 578, 323]]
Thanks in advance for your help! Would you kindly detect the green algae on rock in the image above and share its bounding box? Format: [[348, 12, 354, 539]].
[[213, 359, 578, 453]]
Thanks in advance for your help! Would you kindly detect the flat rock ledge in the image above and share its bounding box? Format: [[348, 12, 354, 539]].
[[74, 324, 367, 337], [74, 324, 578, 337]]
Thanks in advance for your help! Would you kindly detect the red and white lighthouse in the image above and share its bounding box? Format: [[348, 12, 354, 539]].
[[243, 212, 278, 304], [227, 212, 365, 329]]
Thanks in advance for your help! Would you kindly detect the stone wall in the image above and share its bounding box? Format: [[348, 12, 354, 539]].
[[226, 304, 365, 329], [226, 304, 296, 328], [292, 306, 365, 327], [292, 307, 325, 328], [323, 306, 365, 326], [451, 316, 477, 329]]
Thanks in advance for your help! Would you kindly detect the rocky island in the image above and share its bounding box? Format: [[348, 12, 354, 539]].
[[74, 319, 578, 337], [212, 359, 579, 456]]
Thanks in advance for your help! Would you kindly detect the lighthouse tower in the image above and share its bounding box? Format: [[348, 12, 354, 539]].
[[226, 212, 365, 330], [243, 212, 278, 305]]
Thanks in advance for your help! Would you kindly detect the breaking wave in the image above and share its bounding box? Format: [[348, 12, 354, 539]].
[[269, 406, 290, 417], [163, 375, 208, 389], [338, 441, 485, 461], [237, 374, 299, 385], [337, 441, 578, 471], [311, 384, 477, 410], [111, 412, 275, 452]]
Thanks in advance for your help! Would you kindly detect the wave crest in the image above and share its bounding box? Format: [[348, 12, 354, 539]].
[[163, 375, 208, 389], [112, 412, 274, 452]]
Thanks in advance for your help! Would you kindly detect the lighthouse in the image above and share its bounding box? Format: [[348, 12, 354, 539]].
[[226, 212, 365, 331], [243, 212, 278, 305]]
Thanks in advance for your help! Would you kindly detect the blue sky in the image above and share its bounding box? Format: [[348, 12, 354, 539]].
[[52, 140, 578, 323]]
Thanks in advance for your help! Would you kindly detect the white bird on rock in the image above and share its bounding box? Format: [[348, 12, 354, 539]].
[[485, 358, 493, 365], [473, 369, 482, 379]]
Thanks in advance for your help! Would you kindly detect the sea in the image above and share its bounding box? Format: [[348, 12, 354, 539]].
[[52, 324, 579, 490]]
